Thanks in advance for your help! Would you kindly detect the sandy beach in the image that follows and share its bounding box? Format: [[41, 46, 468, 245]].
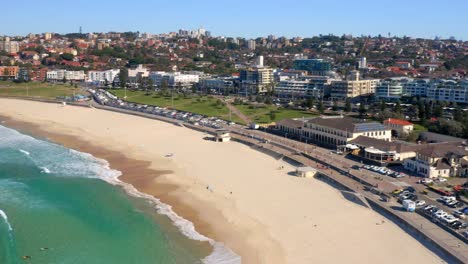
[[0, 98, 445, 264]]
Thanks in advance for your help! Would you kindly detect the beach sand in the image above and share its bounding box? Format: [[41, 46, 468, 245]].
[[0, 98, 444, 264]]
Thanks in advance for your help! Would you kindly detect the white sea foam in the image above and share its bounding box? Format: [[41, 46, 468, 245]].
[[0, 209, 13, 231], [19, 149, 30, 156], [40, 167, 51, 174]]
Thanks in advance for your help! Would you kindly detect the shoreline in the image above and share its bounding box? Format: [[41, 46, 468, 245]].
[[0, 98, 446, 264], [0, 117, 244, 263]]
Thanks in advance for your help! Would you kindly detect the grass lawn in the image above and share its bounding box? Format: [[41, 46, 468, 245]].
[[110, 89, 240, 121], [235, 104, 317, 124], [0, 81, 77, 98]]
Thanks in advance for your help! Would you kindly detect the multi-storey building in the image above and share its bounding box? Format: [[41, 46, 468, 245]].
[[401, 78, 430, 97], [247, 39, 256, 50], [47, 70, 85, 81], [199, 78, 234, 94], [0, 38, 19, 53], [376, 79, 404, 100], [274, 76, 334, 99], [88, 69, 121, 84], [239, 67, 273, 95], [0, 66, 19, 79], [330, 71, 378, 100], [148, 72, 199, 89], [426, 79, 468, 104], [128, 65, 150, 84], [276, 116, 391, 148], [293, 58, 332, 76]]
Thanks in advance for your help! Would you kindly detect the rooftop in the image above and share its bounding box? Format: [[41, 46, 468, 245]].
[[306, 116, 387, 133], [384, 118, 413, 126]]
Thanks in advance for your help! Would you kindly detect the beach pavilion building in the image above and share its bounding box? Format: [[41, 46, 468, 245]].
[[275, 116, 391, 149]]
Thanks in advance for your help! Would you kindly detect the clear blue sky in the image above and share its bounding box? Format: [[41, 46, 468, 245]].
[[3, 0, 467, 40]]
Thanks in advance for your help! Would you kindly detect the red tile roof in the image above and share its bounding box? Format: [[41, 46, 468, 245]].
[[384, 118, 413, 126]]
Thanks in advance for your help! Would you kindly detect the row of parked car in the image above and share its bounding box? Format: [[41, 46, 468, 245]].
[[419, 203, 468, 231], [89, 89, 233, 130], [436, 195, 465, 209], [392, 188, 426, 207], [362, 165, 405, 178]]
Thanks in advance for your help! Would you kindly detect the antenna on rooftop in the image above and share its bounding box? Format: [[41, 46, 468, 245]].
[[79, 26, 82, 35]]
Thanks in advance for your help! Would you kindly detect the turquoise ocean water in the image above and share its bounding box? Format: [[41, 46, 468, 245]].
[[0, 124, 239, 264]]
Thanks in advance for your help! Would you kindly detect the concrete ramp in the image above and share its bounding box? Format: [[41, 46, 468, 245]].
[[341, 191, 371, 209]]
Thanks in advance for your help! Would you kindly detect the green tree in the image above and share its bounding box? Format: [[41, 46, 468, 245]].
[[453, 107, 463, 122], [433, 105, 443, 118], [395, 100, 402, 114], [418, 101, 426, 119], [318, 100, 324, 114], [380, 100, 386, 112], [359, 103, 367, 117], [62, 76, 67, 83], [60, 53, 74, 61], [345, 98, 351, 112], [332, 100, 338, 111], [119, 68, 128, 88], [306, 97, 315, 109]]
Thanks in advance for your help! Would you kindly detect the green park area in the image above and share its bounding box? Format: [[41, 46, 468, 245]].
[[234, 104, 317, 124], [110, 89, 317, 124], [0, 81, 78, 99]]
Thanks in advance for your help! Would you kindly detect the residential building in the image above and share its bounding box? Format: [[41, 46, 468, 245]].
[[199, 78, 234, 94], [401, 78, 429, 97], [275, 76, 333, 99], [148, 71, 199, 89], [293, 59, 332, 76], [247, 39, 256, 50], [47, 70, 85, 81], [376, 79, 403, 100], [426, 79, 468, 104], [330, 71, 378, 100], [0, 66, 19, 79], [88, 69, 120, 84], [404, 143, 468, 178], [128, 65, 150, 84], [275, 116, 391, 148], [0, 39, 19, 53], [383, 118, 414, 137], [239, 66, 273, 95], [44, 32, 52, 40], [358, 57, 367, 69]]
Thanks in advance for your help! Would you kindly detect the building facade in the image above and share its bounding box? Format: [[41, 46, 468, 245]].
[[276, 116, 391, 148], [404, 143, 468, 178], [148, 72, 200, 89], [376, 79, 404, 100], [239, 67, 273, 95], [293, 59, 332, 76], [0, 66, 19, 79], [88, 69, 120, 84], [330, 71, 378, 100], [47, 70, 85, 81]]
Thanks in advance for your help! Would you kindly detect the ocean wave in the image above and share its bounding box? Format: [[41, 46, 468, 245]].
[[0, 209, 13, 231], [19, 149, 30, 156]]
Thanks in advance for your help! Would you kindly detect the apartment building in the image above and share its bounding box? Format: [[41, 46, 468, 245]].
[[47, 70, 85, 81], [148, 71, 199, 89], [376, 79, 404, 100], [0, 38, 19, 53], [88, 69, 120, 84], [276, 116, 391, 148], [128, 65, 150, 83], [0, 66, 19, 79], [426, 79, 468, 104], [293, 58, 332, 76], [239, 67, 273, 95], [330, 71, 378, 100]]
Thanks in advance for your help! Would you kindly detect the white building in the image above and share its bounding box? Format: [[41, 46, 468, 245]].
[[376, 79, 403, 100], [47, 70, 85, 81], [88, 69, 120, 84], [148, 72, 199, 89], [358, 57, 367, 69], [128, 65, 150, 83]]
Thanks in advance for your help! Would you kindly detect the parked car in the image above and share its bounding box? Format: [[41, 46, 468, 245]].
[[437, 178, 448, 183], [454, 210, 466, 219], [415, 200, 426, 207]]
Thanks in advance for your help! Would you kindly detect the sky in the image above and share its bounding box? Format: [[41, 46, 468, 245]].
[[3, 0, 468, 40]]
